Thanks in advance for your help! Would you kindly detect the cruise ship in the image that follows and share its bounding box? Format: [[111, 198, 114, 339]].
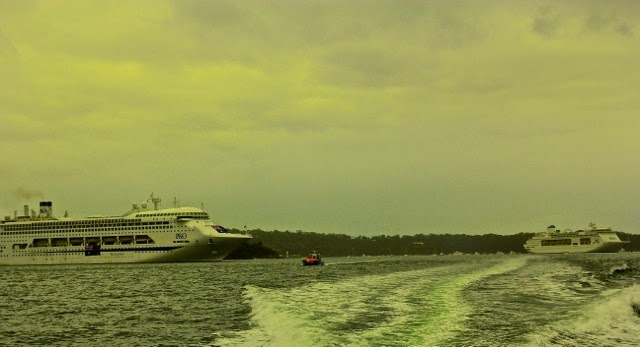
[[524, 223, 629, 254], [0, 194, 251, 265]]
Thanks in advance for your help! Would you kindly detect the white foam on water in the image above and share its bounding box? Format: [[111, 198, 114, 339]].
[[217, 285, 333, 347], [515, 259, 603, 300], [373, 256, 530, 347], [524, 284, 640, 347], [217, 256, 530, 347]]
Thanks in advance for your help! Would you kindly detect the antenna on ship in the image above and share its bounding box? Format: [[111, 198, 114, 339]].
[[149, 193, 162, 210]]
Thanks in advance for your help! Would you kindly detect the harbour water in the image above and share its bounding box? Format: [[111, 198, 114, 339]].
[[1, 253, 640, 346]]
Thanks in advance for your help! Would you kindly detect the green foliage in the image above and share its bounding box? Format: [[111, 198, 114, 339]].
[[227, 229, 640, 259], [227, 229, 538, 257], [226, 241, 280, 259], [620, 233, 640, 252]]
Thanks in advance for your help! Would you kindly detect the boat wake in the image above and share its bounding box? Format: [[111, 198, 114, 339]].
[[524, 285, 640, 346], [609, 262, 633, 276], [215, 256, 529, 346]]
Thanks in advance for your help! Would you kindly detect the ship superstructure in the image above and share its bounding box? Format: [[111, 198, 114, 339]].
[[524, 223, 628, 254], [0, 194, 251, 265]]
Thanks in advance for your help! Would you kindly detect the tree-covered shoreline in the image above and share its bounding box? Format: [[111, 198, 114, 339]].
[[226, 229, 640, 259]]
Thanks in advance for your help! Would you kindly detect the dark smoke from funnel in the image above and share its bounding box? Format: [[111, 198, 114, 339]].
[[12, 188, 45, 200]]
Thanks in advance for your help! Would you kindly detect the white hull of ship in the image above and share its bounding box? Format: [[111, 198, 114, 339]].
[[0, 200, 252, 266], [525, 241, 627, 254], [0, 234, 250, 265], [524, 224, 629, 255]]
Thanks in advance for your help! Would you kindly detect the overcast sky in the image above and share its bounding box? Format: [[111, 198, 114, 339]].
[[1, 1, 639, 236]]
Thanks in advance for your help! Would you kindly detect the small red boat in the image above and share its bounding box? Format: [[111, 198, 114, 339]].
[[302, 251, 324, 266]]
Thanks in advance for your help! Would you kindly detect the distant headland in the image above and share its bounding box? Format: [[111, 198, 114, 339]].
[[226, 229, 640, 259]]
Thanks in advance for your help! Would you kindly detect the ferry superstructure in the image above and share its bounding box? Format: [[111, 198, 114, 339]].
[[524, 223, 629, 254], [0, 195, 251, 265]]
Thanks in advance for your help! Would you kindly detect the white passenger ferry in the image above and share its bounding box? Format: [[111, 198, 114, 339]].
[[524, 223, 629, 254], [0, 194, 251, 265]]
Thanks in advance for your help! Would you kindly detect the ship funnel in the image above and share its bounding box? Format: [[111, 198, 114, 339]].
[[23, 205, 29, 217], [39, 201, 53, 218]]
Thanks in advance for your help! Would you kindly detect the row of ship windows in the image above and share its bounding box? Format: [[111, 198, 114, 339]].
[[137, 212, 208, 218], [541, 238, 595, 246], [2, 220, 169, 231], [0, 225, 181, 236], [4, 251, 173, 257]]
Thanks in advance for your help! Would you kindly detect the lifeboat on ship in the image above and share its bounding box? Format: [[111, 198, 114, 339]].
[[302, 251, 324, 266]]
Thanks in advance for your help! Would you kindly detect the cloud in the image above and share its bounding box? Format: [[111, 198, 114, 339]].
[[532, 5, 562, 37], [586, 12, 635, 36], [0, 29, 19, 60], [0, 1, 639, 234]]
